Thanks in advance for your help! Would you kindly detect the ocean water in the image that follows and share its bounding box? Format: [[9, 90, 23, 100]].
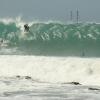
[[0, 18, 100, 100]]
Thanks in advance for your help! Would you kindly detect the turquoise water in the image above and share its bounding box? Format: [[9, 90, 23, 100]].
[[0, 20, 100, 56]]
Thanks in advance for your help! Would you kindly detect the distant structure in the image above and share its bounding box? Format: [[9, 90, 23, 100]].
[[70, 11, 73, 21], [76, 9, 79, 24], [69, 10, 80, 23]]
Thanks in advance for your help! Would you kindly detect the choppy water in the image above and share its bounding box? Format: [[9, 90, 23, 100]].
[[0, 55, 99, 99], [0, 77, 100, 100], [0, 18, 100, 100]]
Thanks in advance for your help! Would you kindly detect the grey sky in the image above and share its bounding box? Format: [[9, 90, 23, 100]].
[[0, 0, 100, 22]]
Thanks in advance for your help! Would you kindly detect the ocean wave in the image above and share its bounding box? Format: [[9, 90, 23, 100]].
[[0, 18, 100, 56], [0, 19, 100, 43]]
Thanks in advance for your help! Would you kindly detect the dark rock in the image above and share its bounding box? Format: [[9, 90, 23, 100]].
[[25, 76, 32, 79], [88, 88, 100, 90], [69, 82, 81, 85], [16, 75, 21, 78]]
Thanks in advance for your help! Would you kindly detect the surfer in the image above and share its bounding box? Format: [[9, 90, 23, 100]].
[[24, 24, 34, 37], [24, 24, 30, 32]]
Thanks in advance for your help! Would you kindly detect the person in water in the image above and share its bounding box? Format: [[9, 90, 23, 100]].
[[24, 24, 30, 32]]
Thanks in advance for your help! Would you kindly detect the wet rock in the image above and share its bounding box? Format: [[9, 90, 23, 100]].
[[16, 75, 21, 78], [62, 82, 81, 85], [25, 76, 32, 80], [88, 88, 100, 90], [69, 82, 81, 85]]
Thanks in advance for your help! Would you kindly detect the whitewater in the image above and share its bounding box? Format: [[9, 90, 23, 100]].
[[0, 18, 100, 100]]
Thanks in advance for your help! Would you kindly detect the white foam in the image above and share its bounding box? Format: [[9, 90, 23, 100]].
[[0, 55, 99, 85]]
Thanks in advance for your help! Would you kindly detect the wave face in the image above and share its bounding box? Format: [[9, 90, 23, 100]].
[[0, 18, 100, 56]]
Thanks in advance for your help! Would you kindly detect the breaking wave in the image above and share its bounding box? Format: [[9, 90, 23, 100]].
[[0, 18, 100, 56]]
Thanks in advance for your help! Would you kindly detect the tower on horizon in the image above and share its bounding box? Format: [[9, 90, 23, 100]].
[[70, 10, 73, 21], [76, 9, 79, 23]]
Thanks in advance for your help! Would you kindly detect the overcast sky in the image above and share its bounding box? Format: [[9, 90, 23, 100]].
[[0, 0, 100, 22]]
